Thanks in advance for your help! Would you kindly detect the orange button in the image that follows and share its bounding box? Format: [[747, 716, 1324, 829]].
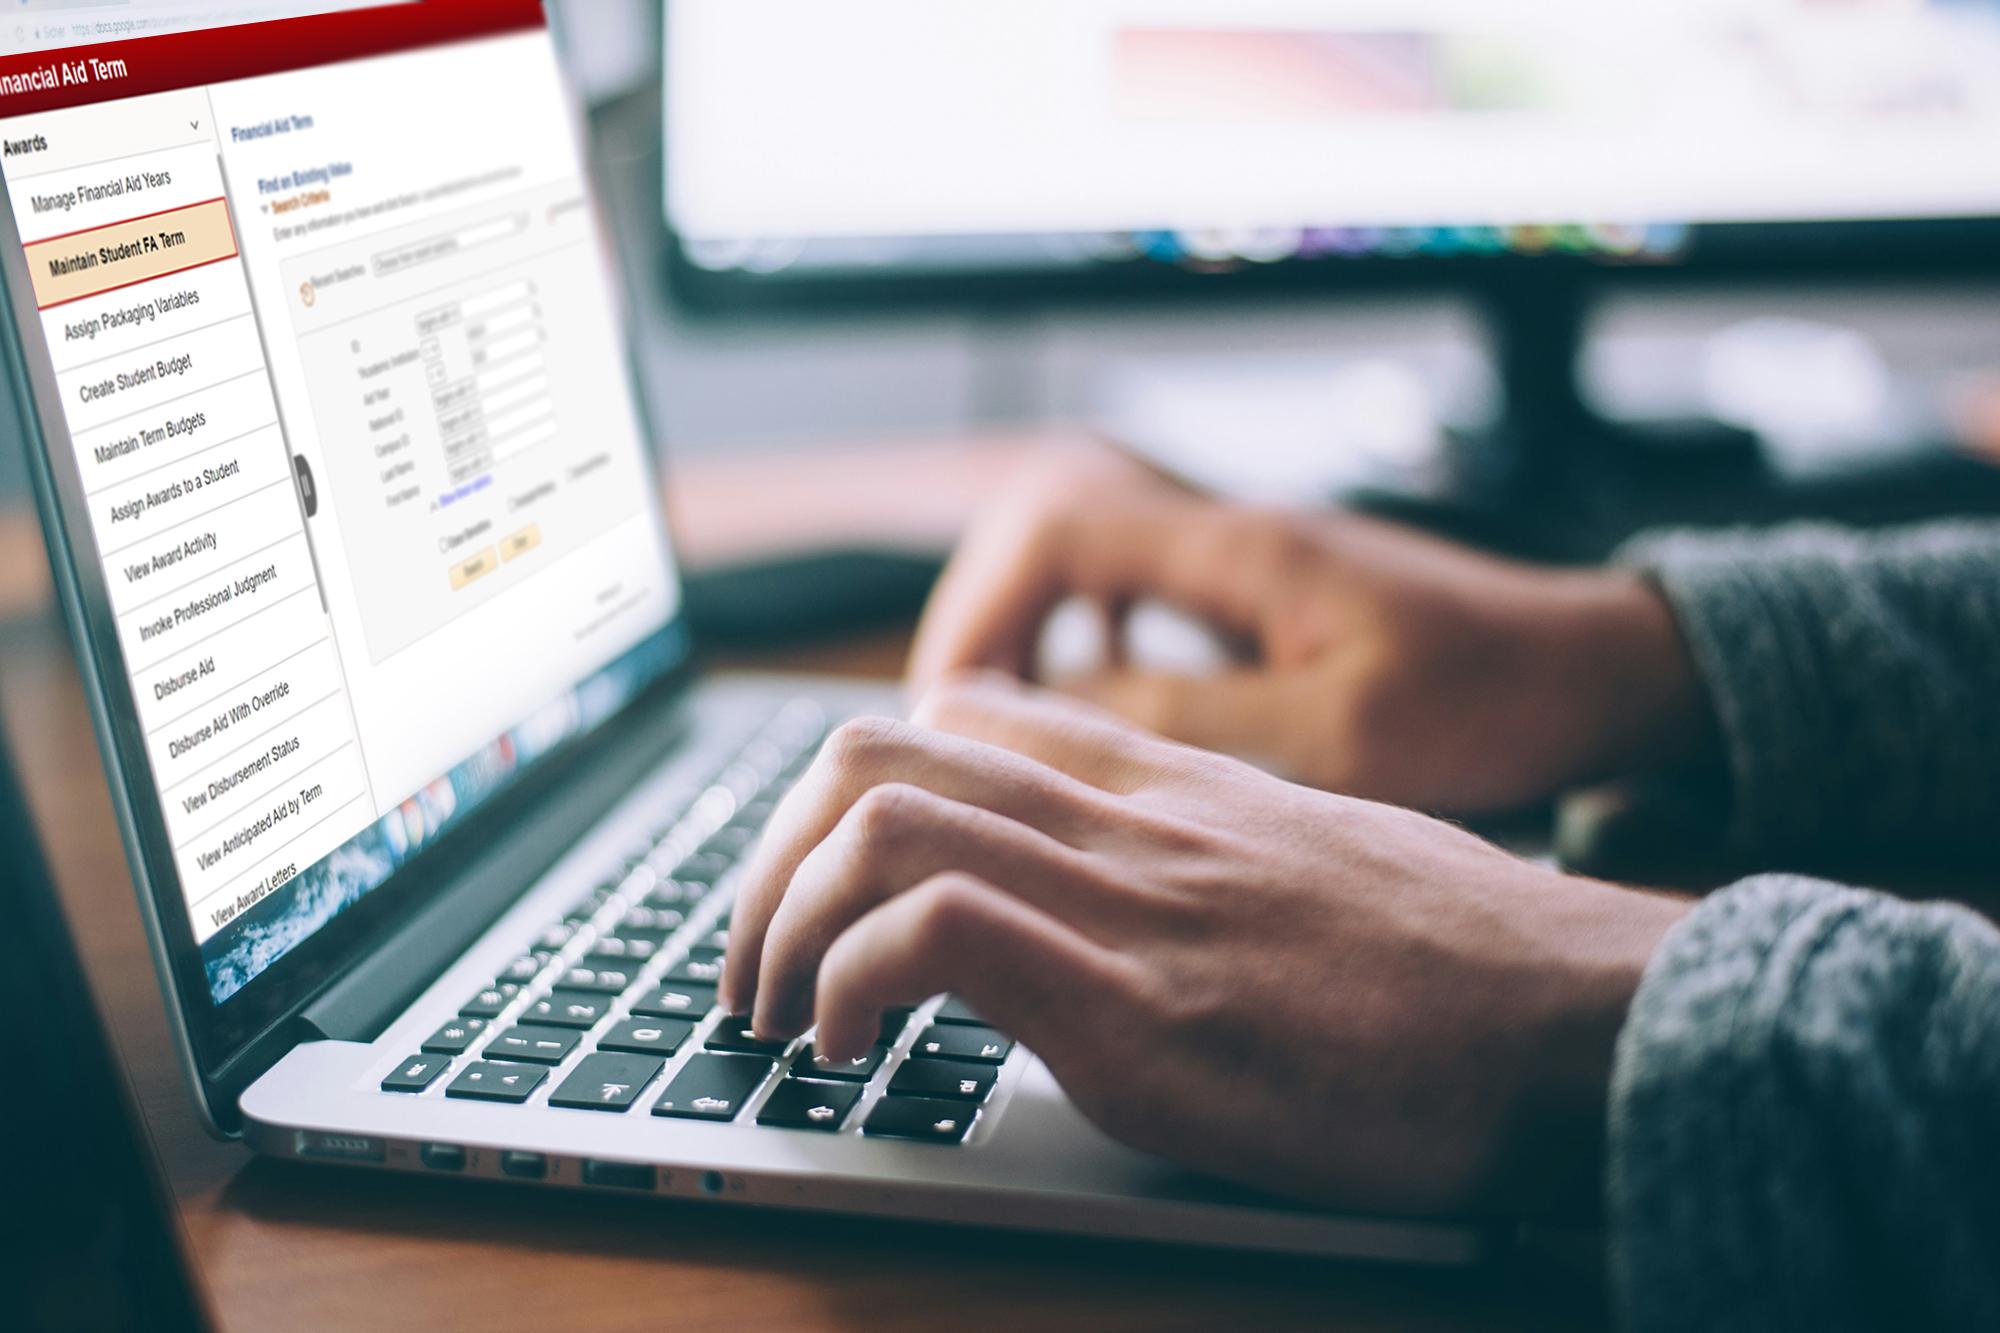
[[498, 524, 540, 563], [449, 547, 498, 590]]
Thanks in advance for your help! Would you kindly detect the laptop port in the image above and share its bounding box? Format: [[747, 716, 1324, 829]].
[[499, 1150, 547, 1180], [296, 1131, 384, 1163], [419, 1143, 465, 1172], [582, 1159, 654, 1191]]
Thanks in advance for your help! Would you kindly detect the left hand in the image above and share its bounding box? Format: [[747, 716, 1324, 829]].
[[721, 673, 1687, 1215], [905, 444, 1711, 814]]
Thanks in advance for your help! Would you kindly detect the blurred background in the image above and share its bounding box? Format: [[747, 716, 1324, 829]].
[[9, 0, 2000, 637]]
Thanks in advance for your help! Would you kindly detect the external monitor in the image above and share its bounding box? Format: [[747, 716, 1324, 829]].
[[663, 0, 2000, 304], [660, 0, 2000, 532]]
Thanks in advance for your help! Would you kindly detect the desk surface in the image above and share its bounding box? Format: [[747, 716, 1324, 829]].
[[1, 437, 1606, 1332]]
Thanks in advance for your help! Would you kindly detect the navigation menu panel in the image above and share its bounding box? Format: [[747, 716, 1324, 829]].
[[5, 87, 370, 942]]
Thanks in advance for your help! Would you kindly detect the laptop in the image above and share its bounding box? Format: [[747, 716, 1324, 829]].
[[0, 723, 211, 1333], [0, 0, 1482, 1263]]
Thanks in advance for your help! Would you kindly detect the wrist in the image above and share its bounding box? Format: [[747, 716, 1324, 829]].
[[1548, 569, 1718, 785], [1497, 878, 1692, 1219]]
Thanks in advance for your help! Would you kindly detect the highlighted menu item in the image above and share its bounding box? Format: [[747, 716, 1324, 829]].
[[25, 195, 240, 308]]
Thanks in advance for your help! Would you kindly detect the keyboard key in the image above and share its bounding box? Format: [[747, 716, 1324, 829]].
[[446, 1061, 547, 1104], [646, 880, 699, 908], [459, 984, 521, 1019], [381, 1054, 451, 1093], [631, 983, 716, 1018], [498, 954, 545, 984], [932, 997, 991, 1028], [587, 937, 659, 963], [862, 1096, 975, 1144], [421, 1017, 488, 1054], [523, 990, 609, 1029], [549, 1053, 664, 1112], [652, 1053, 773, 1121], [598, 1017, 696, 1057], [620, 904, 686, 934], [877, 1007, 916, 1045], [560, 965, 637, 995], [485, 1025, 582, 1065], [757, 1078, 861, 1131], [790, 1044, 889, 1083], [888, 1058, 996, 1103], [909, 1024, 1012, 1065], [705, 1015, 792, 1057], [663, 947, 725, 986]]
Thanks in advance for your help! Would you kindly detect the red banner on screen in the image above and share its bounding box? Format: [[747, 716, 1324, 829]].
[[0, 1, 545, 118]]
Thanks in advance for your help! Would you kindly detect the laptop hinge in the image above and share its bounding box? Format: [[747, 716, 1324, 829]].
[[296, 687, 697, 1043]]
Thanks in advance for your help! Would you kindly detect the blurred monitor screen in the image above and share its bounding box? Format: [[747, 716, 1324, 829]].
[[663, 0, 2000, 284]]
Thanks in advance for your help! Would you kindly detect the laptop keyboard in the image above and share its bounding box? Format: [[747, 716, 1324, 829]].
[[377, 699, 1010, 1146]]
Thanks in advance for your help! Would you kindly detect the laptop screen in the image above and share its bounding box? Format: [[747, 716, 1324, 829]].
[[0, 2, 687, 1008]]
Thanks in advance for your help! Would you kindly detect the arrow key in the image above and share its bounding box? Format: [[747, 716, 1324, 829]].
[[757, 1077, 860, 1132], [549, 1053, 664, 1112]]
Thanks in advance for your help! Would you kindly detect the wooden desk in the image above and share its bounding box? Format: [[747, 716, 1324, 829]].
[[0, 438, 1607, 1332]]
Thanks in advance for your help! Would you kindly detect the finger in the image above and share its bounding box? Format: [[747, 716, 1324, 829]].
[[911, 671, 1186, 792], [812, 872, 1130, 1064], [907, 487, 1266, 696], [721, 715, 1114, 1011], [1059, 668, 1299, 770], [749, 783, 1111, 1037]]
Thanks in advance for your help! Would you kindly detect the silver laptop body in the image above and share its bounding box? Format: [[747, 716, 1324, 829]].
[[0, 1, 1483, 1264]]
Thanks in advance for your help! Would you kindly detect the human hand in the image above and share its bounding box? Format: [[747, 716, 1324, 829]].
[[721, 674, 1689, 1215], [908, 445, 1713, 813]]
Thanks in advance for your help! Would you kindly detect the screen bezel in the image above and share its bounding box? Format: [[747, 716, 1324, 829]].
[[655, 4, 2000, 316], [0, 0, 696, 1100], [662, 215, 2000, 318]]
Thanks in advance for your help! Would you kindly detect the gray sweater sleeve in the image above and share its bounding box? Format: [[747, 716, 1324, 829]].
[[1616, 521, 2000, 856], [1609, 874, 2000, 1332]]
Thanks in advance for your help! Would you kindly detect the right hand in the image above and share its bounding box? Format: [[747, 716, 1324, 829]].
[[722, 675, 1688, 1215], [907, 446, 1713, 814]]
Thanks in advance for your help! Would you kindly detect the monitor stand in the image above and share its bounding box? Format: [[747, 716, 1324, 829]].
[[1350, 272, 2000, 562]]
